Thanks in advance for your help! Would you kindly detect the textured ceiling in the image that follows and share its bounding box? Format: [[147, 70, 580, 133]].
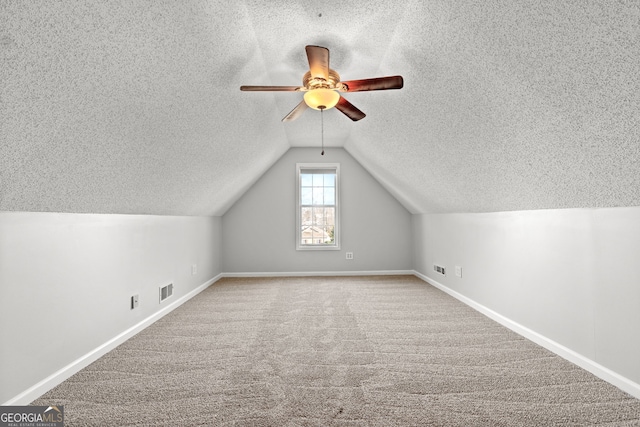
[[1, 1, 639, 216]]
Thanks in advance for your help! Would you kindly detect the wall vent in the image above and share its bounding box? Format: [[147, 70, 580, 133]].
[[433, 264, 446, 276], [159, 283, 174, 303]]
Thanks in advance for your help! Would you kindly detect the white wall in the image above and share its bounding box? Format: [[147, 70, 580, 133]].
[[412, 207, 640, 391], [0, 212, 222, 404], [222, 148, 412, 274]]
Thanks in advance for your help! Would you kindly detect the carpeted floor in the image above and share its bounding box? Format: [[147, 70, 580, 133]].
[[33, 275, 640, 426]]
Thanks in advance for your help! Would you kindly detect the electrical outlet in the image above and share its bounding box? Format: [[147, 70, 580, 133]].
[[131, 294, 139, 309], [191, 264, 197, 275], [346, 252, 354, 260], [455, 266, 462, 278]]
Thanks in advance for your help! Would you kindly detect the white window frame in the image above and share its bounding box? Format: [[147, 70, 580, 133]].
[[296, 163, 340, 251]]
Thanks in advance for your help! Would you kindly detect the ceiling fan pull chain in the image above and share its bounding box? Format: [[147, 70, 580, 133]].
[[321, 107, 325, 156]]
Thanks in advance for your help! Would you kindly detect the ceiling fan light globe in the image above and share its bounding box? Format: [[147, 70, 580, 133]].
[[304, 89, 340, 110]]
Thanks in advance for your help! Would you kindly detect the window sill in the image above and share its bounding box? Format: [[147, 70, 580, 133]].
[[296, 244, 341, 251]]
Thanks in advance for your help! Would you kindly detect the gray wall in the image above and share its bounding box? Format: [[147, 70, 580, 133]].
[[0, 212, 222, 404], [222, 148, 412, 274], [412, 207, 640, 387]]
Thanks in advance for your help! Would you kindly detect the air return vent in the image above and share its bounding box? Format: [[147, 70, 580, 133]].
[[159, 283, 174, 303], [433, 264, 446, 276]]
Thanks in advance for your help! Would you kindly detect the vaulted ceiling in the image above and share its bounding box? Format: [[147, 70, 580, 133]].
[[2, 1, 639, 216]]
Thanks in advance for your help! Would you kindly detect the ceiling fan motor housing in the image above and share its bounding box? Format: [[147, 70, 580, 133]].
[[303, 69, 343, 91]]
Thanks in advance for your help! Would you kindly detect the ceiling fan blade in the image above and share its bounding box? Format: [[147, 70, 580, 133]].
[[305, 45, 329, 80], [240, 85, 302, 91], [282, 100, 309, 122], [335, 96, 366, 121], [340, 75, 404, 92]]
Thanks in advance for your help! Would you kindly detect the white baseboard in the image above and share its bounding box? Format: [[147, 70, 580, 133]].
[[222, 270, 414, 278], [3, 274, 223, 406], [412, 270, 640, 400]]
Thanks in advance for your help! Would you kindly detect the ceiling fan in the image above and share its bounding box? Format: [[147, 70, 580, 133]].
[[240, 45, 403, 122]]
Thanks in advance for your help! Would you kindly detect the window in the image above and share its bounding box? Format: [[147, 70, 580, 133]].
[[296, 163, 340, 250]]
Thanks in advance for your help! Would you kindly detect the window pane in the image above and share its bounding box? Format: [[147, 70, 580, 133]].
[[312, 173, 324, 186], [324, 187, 335, 205], [301, 226, 312, 243], [312, 187, 324, 205], [324, 207, 335, 225], [301, 187, 312, 205], [301, 174, 313, 186], [322, 226, 334, 244], [314, 227, 323, 243], [301, 207, 312, 225], [307, 226, 317, 242], [324, 173, 335, 187], [312, 207, 324, 226]]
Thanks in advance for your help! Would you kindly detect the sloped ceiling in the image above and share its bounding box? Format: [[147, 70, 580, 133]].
[[1, 1, 639, 216]]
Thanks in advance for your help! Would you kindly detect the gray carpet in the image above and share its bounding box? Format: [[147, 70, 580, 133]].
[[33, 276, 640, 426]]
